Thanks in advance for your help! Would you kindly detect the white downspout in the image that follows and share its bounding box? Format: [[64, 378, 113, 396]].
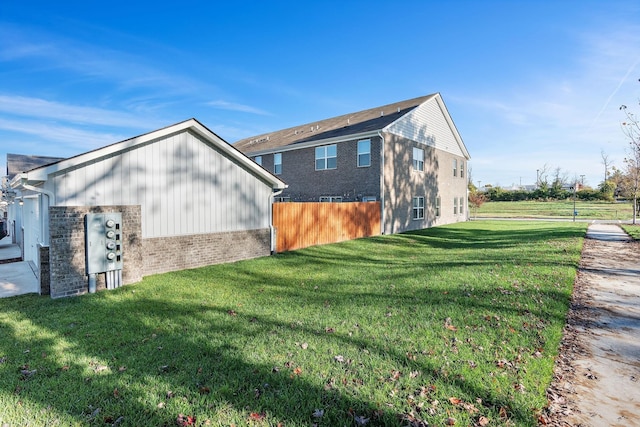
[[19, 179, 55, 246], [377, 131, 386, 235], [269, 187, 285, 254]]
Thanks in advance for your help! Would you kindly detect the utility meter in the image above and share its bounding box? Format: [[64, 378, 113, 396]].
[[85, 213, 123, 274]]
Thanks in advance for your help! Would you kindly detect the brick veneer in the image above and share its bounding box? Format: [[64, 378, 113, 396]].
[[49, 206, 143, 298], [38, 244, 50, 295], [142, 228, 271, 276], [48, 205, 271, 297]]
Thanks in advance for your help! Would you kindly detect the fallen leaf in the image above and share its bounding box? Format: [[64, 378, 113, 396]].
[[478, 416, 490, 426], [293, 367, 302, 375], [334, 355, 345, 363], [113, 388, 119, 397], [301, 342, 309, 350], [176, 413, 196, 426], [445, 417, 456, 425], [449, 397, 462, 405], [248, 412, 265, 421], [325, 327, 335, 333], [312, 409, 324, 418], [227, 310, 237, 316], [199, 386, 210, 395]]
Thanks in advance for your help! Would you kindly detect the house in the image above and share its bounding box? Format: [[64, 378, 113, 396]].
[[6, 119, 286, 298], [2, 154, 65, 252], [234, 93, 470, 234]]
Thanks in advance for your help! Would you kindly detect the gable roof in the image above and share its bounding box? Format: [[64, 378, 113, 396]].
[[10, 119, 286, 190], [234, 94, 438, 153], [6, 154, 66, 179]]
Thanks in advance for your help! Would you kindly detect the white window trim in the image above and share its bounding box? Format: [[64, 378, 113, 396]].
[[413, 147, 424, 172], [412, 196, 425, 220], [315, 145, 337, 170], [319, 196, 343, 202], [274, 153, 282, 175], [357, 139, 371, 167]]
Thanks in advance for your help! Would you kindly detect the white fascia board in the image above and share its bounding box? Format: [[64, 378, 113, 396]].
[[188, 120, 287, 190], [243, 130, 380, 157]]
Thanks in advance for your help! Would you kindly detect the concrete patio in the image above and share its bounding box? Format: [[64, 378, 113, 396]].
[[0, 236, 39, 298]]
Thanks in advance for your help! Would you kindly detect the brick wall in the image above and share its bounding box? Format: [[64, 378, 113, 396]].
[[49, 206, 143, 298], [142, 228, 271, 276], [38, 244, 50, 295], [257, 137, 381, 202]]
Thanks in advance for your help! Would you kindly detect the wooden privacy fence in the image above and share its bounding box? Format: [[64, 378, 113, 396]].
[[272, 202, 381, 252]]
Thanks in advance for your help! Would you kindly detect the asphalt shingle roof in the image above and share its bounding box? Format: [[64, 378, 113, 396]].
[[234, 94, 437, 153]]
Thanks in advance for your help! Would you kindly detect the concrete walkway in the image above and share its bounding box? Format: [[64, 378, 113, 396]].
[[0, 236, 39, 298], [559, 223, 640, 426]]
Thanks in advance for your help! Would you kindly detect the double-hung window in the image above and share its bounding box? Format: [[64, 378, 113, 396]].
[[460, 161, 464, 178], [453, 159, 457, 177], [316, 145, 337, 170], [454, 197, 458, 215], [435, 196, 441, 218], [357, 139, 371, 167], [413, 147, 424, 171], [459, 197, 465, 215], [412, 196, 425, 220], [254, 155, 262, 166], [274, 153, 282, 175]]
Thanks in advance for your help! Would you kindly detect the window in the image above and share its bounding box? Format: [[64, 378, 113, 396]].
[[453, 159, 457, 177], [460, 161, 464, 178], [362, 196, 377, 202], [319, 196, 342, 202], [274, 153, 282, 175], [357, 139, 371, 167], [274, 196, 290, 202], [316, 144, 337, 170], [412, 197, 424, 220], [435, 196, 441, 218], [254, 156, 262, 166], [459, 197, 464, 215], [454, 197, 458, 215], [413, 147, 424, 171]]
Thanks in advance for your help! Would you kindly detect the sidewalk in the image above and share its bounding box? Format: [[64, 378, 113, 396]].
[[0, 236, 39, 298], [547, 223, 640, 426]]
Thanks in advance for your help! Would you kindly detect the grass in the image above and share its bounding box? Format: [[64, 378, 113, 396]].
[[0, 221, 586, 426], [473, 200, 633, 220], [621, 224, 640, 239]]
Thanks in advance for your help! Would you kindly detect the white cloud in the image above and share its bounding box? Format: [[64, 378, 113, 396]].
[[206, 100, 271, 116], [0, 95, 152, 128]]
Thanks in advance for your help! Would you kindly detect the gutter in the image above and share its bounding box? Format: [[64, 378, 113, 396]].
[[269, 186, 287, 254], [377, 131, 386, 235]]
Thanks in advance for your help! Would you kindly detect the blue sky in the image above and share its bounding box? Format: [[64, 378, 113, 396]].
[[2, 0, 640, 188]]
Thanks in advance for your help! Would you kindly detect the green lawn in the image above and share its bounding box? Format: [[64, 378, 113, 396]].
[[0, 221, 586, 426], [473, 200, 633, 221]]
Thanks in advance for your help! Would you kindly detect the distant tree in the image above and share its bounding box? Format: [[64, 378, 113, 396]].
[[468, 192, 487, 218], [620, 97, 640, 223], [601, 150, 613, 185]]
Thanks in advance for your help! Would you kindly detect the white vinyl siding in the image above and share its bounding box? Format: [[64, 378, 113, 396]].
[[385, 95, 466, 157], [50, 131, 273, 238]]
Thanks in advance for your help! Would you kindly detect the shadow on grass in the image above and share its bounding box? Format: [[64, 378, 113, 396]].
[[0, 221, 586, 426]]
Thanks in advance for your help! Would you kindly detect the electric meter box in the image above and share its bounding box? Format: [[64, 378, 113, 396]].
[[85, 213, 123, 274]]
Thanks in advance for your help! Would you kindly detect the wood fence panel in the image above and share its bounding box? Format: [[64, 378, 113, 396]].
[[272, 202, 381, 252]]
